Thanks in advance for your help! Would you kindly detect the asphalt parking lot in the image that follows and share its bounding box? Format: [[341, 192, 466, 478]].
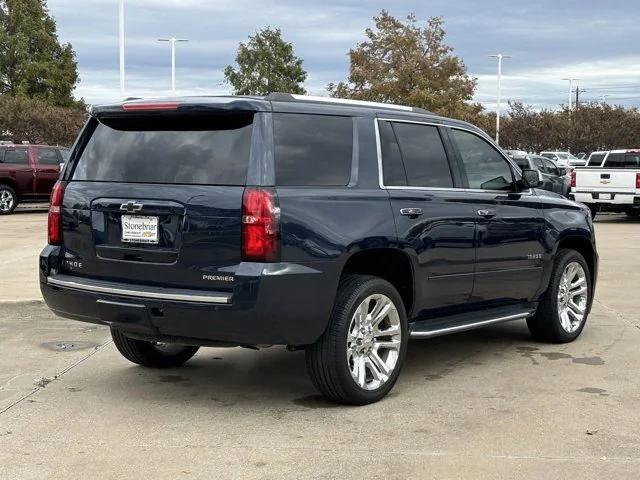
[[1, 211, 639, 479]]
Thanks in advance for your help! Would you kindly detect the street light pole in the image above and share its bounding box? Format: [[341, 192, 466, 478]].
[[562, 78, 579, 111], [489, 54, 511, 145], [158, 37, 189, 96], [118, 0, 125, 98]]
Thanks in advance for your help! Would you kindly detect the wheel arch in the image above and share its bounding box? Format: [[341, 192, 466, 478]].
[[0, 177, 17, 192], [556, 235, 596, 284], [340, 248, 415, 316]]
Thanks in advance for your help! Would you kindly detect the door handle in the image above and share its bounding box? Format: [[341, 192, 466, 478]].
[[400, 208, 423, 217], [477, 209, 496, 218]]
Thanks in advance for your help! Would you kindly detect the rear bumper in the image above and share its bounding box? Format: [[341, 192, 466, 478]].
[[39, 246, 337, 346], [573, 191, 640, 206]]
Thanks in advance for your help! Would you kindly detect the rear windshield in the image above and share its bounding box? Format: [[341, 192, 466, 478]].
[[587, 153, 606, 167], [604, 152, 640, 169], [72, 114, 253, 185]]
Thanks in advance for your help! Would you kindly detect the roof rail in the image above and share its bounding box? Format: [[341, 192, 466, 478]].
[[265, 93, 432, 115]]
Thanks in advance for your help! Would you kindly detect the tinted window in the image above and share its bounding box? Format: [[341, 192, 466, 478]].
[[379, 121, 407, 186], [532, 158, 545, 171], [274, 114, 352, 186], [587, 153, 605, 167], [451, 129, 514, 191], [73, 115, 253, 185], [37, 148, 61, 165], [542, 159, 560, 176], [605, 152, 640, 169], [2, 148, 29, 165], [514, 157, 529, 170], [392, 123, 453, 188]]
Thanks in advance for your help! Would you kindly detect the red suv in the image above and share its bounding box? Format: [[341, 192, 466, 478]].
[[0, 144, 70, 214]]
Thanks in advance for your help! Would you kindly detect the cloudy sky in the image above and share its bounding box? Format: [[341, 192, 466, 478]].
[[48, 0, 640, 110]]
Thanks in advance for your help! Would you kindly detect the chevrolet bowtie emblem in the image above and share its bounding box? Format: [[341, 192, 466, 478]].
[[120, 201, 144, 213]]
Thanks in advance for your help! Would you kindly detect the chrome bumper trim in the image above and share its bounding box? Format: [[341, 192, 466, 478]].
[[46, 274, 231, 305]]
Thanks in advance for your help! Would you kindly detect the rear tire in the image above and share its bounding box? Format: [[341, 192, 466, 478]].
[[111, 328, 199, 368], [527, 249, 591, 343], [588, 204, 598, 219], [0, 184, 17, 215], [306, 275, 408, 405]]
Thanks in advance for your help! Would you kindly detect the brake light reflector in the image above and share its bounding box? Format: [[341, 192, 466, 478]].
[[570, 170, 576, 188], [121, 102, 179, 112], [48, 181, 65, 245], [242, 188, 280, 262]]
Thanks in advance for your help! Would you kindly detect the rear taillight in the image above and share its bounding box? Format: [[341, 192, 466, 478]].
[[570, 170, 576, 188], [48, 181, 65, 245], [241, 188, 280, 262], [636, 172, 640, 189]]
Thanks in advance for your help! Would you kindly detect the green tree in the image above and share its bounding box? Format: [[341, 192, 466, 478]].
[[329, 11, 479, 118], [224, 27, 307, 95], [0, 94, 86, 145], [0, 0, 79, 106]]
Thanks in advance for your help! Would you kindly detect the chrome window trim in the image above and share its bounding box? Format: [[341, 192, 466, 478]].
[[47, 275, 231, 304], [374, 118, 532, 196]]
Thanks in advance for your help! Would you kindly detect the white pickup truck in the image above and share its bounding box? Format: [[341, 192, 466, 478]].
[[571, 149, 640, 218]]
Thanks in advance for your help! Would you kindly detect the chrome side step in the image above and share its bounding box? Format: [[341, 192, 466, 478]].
[[409, 309, 534, 339]]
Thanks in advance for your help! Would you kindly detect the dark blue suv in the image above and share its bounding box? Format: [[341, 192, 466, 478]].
[[40, 94, 598, 405]]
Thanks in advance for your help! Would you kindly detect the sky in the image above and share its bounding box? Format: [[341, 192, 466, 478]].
[[47, 0, 640, 110]]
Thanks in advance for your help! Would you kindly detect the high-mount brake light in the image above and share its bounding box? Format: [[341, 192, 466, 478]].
[[48, 181, 65, 245], [241, 188, 280, 262], [121, 102, 179, 112]]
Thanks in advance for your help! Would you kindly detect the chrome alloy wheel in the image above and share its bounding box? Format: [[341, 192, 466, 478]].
[[0, 189, 14, 212], [557, 261, 588, 333], [346, 294, 401, 391]]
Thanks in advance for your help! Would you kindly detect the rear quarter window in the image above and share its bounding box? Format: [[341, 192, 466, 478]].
[[273, 113, 353, 186], [72, 114, 253, 185]]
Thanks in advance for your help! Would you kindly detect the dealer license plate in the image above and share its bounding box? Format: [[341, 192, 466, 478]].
[[121, 215, 159, 244]]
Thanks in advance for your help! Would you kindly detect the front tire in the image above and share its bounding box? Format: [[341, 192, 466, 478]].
[[0, 184, 17, 215], [306, 275, 408, 405], [527, 249, 591, 343], [111, 328, 199, 368]]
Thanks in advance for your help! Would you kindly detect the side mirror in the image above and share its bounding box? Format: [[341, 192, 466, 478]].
[[521, 169, 542, 189]]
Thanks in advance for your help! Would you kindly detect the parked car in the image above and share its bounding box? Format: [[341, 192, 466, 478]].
[[512, 154, 571, 197], [540, 151, 587, 168], [571, 149, 640, 218], [0, 144, 70, 214], [585, 151, 608, 167], [39, 95, 598, 405]]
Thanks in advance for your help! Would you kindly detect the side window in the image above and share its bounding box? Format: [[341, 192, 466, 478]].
[[450, 129, 514, 191], [391, 122, 453, 188], [273, 114, 353, 186], [532, 158, 545, 172], [3, 148, 29, 165], [37, 148, 61, 165], [543, 159, 560, 176], [514, 157, 529, 170], [379, 121, 407, 186]]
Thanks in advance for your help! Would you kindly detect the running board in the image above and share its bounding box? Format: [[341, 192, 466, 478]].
[[409, 305, 536, 339]]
